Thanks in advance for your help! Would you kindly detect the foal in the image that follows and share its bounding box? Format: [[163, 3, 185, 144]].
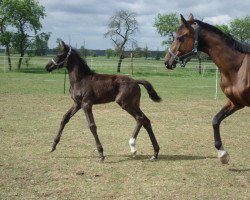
[[46, 41, 161, 161]]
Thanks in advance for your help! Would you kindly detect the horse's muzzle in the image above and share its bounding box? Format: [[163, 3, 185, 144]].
[[164, 60, 174, 70]]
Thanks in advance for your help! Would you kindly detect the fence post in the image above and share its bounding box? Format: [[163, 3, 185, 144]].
[[214, 67, 218, 100], [4, 54, 6, 73]]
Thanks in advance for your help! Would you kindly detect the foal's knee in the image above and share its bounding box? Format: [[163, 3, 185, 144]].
[[142, 115, 151, 125], [89, 123, 97, 133]]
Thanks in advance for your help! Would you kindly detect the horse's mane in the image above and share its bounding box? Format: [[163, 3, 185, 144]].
[[194, 20, 250, 53], [71, 48, 95, 75]]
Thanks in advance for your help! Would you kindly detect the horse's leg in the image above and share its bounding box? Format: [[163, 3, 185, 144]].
[[82, 102, 104, 162], [51, 103, 80, 152], [212, 100, 243, 164]]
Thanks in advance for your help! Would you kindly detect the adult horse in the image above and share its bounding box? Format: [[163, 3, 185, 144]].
[[164, 14, 250, 164], [46, 41, 161, 161]]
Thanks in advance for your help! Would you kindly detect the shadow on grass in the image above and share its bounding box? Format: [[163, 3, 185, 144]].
[[55, 154, 216, 164], [228, 168, 250, 173], [109, 154, 216, 163]]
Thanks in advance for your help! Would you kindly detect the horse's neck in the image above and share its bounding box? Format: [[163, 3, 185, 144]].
[[200, 30, 245, 73]]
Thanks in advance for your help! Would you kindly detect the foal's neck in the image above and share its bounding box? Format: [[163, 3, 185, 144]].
[[67, 55, 94, 85]]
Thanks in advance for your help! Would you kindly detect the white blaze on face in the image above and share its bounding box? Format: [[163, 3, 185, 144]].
[[129, 138, 137, 153]]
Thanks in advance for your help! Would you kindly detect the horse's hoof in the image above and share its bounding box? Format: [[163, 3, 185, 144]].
[[218, 151, 230, 164]]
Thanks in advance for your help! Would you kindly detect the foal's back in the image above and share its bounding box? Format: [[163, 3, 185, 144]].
[[73, 73, 140, 105]]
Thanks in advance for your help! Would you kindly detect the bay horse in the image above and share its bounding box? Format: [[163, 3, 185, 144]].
[[164, 14, 250, 164], [45, 41, 161, 161]]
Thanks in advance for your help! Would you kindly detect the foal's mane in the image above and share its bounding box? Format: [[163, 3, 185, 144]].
[[71, 48, 95, 75], [194, 20, 250, 53]]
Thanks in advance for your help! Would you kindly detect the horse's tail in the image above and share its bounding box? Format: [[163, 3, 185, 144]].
[[136, 80, 162, 102]]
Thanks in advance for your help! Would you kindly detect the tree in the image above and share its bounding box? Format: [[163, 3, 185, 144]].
[[0, 15, 13, 70], [104, 10, 139, 73], [215, 24, 230, 34], [143, 44, 149, 59], [154, 13, 179, 46], [31, 32, 51, 56], [230, 16, 250, 43], [105, 48, 115, 58], [133, 46, 143, 58], [0, 0, 46, 70]]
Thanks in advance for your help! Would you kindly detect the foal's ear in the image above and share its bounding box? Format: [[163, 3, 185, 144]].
[[60, 41, 67, 51], [180, 14, 193, 32]]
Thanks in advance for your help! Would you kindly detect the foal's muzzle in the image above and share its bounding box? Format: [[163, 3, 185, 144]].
[[45, 62, 56, 72]]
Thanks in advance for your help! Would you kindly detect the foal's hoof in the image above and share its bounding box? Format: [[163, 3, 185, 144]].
[[218, 150, 230, 164], [131, 150, 137, 158], [99, 156, 105, 162], [50, 146, 56, 152], [149, 156, 157, 161]]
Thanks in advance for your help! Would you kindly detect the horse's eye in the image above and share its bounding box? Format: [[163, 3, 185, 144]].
[[177, 36, 184, 42]]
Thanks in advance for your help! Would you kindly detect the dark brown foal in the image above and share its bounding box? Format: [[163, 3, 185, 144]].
[[46, 41, 161, 161]]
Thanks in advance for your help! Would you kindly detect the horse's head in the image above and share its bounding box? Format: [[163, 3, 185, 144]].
[[164, 14, 199, 69], [46, 41, 72, 72]]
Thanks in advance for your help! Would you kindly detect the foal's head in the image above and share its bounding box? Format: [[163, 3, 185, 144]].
[[46, 41, 71, 72], [164, 14, 198, 69]]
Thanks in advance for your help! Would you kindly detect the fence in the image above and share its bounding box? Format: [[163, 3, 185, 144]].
[[0, 55, 217, 74], [0, 55, 219, 98]]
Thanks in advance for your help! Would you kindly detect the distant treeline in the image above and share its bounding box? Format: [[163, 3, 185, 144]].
[[0, 48, 167, 59]]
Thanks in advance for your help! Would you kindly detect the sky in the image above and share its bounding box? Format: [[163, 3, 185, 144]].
[[38, 0, 250, 51]]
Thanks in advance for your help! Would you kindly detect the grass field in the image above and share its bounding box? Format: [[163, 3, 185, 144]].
[[0, 58, 249, 199]]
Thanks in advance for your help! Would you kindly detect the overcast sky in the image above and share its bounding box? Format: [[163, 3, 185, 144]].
[[38, 0, 250, 50]]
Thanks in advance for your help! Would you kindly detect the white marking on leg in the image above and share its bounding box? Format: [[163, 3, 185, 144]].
[[217, 146, 226, 158], [129, 138, 137, 154], [217, 146, 230, 164]]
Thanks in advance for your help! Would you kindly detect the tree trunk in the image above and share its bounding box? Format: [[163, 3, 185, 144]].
[[117, 54, 123, 73], [17, 49, 24, 70], [6, 45, 12, 70]]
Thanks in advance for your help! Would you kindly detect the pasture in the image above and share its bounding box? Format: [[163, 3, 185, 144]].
[[0, 58, 249, 199]]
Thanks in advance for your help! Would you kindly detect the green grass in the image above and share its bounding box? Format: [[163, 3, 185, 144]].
[[0, 61, 249, 199]]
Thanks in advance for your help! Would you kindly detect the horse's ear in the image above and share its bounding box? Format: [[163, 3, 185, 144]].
[[188, 13, 194, 22], [180, 14, 193, 32]]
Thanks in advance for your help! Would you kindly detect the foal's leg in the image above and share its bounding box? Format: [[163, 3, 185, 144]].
[[122, 104, 160, 160], [140, 111, 160, 160], [51, 103, 80, 152], [213, 100, 243, 164], [82, 102, 104, 162], [129, 121, 143, 156]]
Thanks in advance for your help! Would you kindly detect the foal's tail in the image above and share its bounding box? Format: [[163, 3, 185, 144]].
[[136, 80, 162, 102]]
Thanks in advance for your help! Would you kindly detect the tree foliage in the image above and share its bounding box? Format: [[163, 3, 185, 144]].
[[230, 16, 250, 43], [30, 32, 51, 56], [0, 0, 48, 70], [154, 13, 179, 46]]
